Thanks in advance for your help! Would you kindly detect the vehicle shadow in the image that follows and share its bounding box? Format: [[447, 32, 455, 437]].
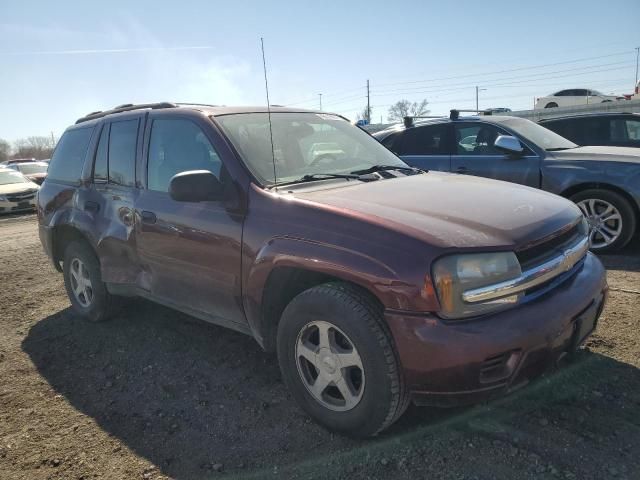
[[598, 236, 640, 272], [23, 303, 640, 479]]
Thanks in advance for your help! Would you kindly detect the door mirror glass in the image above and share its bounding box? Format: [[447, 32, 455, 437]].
[[169, 170, 223, 202], [494, 135, 524, 154]]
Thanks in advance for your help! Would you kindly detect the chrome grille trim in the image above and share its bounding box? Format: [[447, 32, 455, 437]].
[[462, 236, 590, 304]]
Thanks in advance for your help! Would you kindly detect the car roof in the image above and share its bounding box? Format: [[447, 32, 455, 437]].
[[13, 161, 48, 166], [373, 115, 515, 137], [72, 102, 330, 128], [539, 112, 639, 122]]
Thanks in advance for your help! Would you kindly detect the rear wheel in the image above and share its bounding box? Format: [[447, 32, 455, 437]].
[[571, 189, 636, 252], [277, 282, 409, 437], [63, 241, 121, 322], [545, 102, 558, 108]]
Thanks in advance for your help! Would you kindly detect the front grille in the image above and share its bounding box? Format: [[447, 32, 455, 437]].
[[516, 222, 582, 269], [7, 190, 37, 203]]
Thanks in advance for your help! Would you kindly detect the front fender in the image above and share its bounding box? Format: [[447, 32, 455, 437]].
[[242, 236, 434, 346]]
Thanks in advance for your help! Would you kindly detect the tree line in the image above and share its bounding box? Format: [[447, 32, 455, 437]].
[[0, 136, 56, 163], [357, 99, 430, 123]]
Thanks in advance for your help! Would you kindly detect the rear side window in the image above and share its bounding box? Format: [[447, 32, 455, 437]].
[[47, 127, 94, 183], [393, 124, 450, 155], [108, 119, 139, 186]]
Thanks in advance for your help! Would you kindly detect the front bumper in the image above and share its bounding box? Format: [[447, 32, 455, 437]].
[[0, 198, 37, 213], [386, 252, 607, 407]]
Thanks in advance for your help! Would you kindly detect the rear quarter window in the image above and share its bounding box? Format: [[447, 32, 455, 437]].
[[47, 127, 94, 184]]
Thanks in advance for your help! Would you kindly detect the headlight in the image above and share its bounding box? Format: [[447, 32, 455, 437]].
[[432, 252, 522, 319], [0, 195, 7, 201]]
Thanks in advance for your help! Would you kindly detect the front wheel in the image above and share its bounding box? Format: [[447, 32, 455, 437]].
[[277, 283, 409, 437], [545, 102, 558, 108], [571, 189, 636, 252]]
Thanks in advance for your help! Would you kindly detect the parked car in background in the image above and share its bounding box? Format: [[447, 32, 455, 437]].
[[7, 160, 49, 185], [482, 107, 512, 114], [534, 89, 623, 109], [374, 112, 640, 252], [38, 102, 607, 437], [1, 157, 37, 166], [539, 113, 640, 148], [0, 167, 40, 214]]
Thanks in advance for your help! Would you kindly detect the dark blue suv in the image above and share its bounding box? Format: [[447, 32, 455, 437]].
[[373, 112, 640, 252]]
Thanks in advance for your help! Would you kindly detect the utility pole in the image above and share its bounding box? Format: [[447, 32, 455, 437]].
[[635, 46, 639, 90], [475, 86, 486, 111], [366, 79, 370, 124], [318, 93, 322, 111], [50, 132, 56, 146]]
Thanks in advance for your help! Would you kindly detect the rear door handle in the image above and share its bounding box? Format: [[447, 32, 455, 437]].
[[84, 201, 100, 213], [141, 211, 157, 224]]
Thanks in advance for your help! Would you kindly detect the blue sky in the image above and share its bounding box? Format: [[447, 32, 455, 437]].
[[1, 0, 639, 141]]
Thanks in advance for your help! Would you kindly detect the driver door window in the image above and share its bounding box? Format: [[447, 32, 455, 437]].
[[147, 118, 223, 192], [455, 124, 505, 155]]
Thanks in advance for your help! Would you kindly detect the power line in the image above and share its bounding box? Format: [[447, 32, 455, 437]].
[[374, 50, 634, 88], [371, 62, 635, 97]]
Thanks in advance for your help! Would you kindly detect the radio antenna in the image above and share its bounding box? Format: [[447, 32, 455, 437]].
[[260, 37, 277, 187]]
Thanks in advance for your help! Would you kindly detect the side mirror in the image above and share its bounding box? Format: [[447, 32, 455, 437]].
[[169, 170, 223, 202], [494, 135, 524, 155]]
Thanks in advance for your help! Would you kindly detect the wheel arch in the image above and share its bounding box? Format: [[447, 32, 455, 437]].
[[51, 224, 95, 271], [560, 182, 640, 222], [258, 266, 384, 352], [243, 237, 419, 352]]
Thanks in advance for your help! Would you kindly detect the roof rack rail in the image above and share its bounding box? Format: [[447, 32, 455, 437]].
[[75, 102, 178, 124], [402, 109, 488, 127], [402, 115, 445, 128]]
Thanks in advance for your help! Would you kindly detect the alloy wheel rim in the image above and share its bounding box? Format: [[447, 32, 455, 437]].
[[295, 320, 365, 412], [576, 198, 623, 249], [70, 258, 93, 307]]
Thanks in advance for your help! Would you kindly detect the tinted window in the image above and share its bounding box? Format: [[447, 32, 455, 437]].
[[147, 118, 223, 192], [47, 127, 94, 183], [93, 124, 108, 182], [393, 124, 450, 155], [579, 118, 609, 144], [108, 119, 138, 186], [574, 89, 588, 96]]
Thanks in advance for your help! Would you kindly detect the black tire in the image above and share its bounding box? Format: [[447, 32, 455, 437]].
[[545, 102, 558, 108], [570, 189, 636, 253], [277, 282, 410, 437], [62, 241, 120, 322]]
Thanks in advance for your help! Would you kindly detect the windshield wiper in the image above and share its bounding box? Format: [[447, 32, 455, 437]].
[[272, 172, 377, 188], [350, 164, 424, 175], [546, 147, 577, 151]]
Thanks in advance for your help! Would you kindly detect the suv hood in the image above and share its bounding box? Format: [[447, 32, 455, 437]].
[[549, 146, 640, 164], [295, 172, 581, 250]]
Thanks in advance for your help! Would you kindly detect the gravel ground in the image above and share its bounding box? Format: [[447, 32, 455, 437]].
[[0, 214, 638, 480]]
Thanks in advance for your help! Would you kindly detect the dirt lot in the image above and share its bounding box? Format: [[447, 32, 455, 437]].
[[0, 214, 638, 480]]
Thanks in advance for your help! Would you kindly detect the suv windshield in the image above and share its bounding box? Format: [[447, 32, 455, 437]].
[[494, 117, 578, 151], [16, 163, 48, 175], [0, 170, 30, 185], [215, 112, 407, 185]]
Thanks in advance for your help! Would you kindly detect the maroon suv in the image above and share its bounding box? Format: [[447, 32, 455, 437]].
[[37, 102, 607, 437]]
